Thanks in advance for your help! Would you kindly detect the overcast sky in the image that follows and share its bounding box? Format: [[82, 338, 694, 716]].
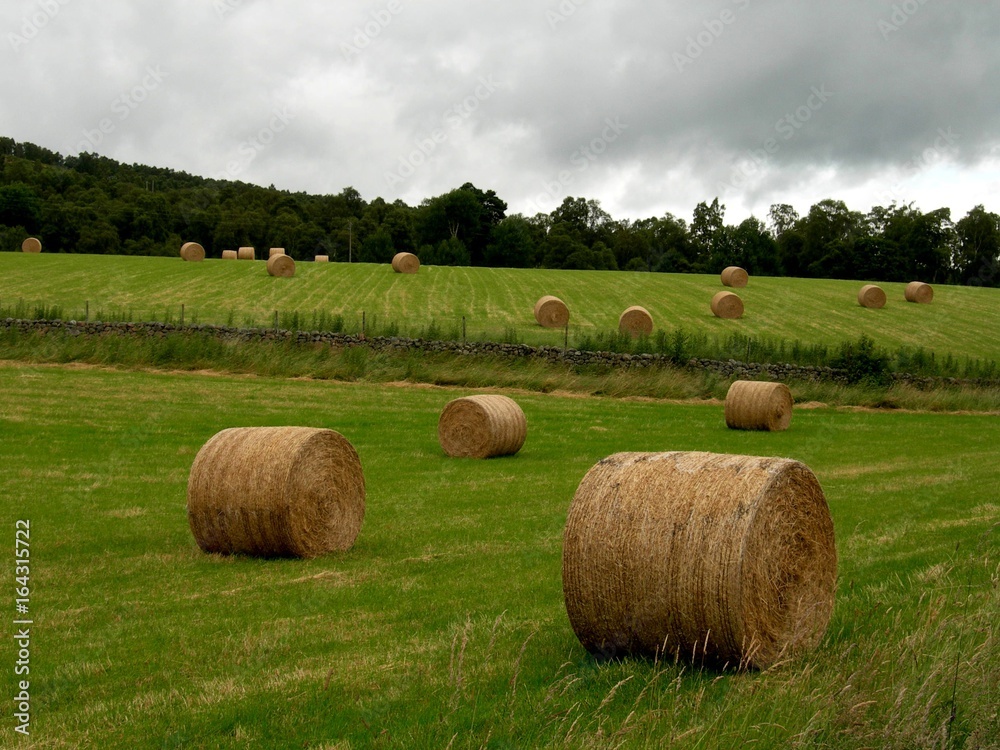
[[3, 0, 999, 225]]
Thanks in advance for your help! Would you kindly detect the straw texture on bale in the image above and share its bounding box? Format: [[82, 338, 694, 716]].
[[721, 266, 749, 288], [237, 246, 255, 260], [222, 250, 238, 260], [905, 281, 933, 304], [533, 295, 570, 328], [180, 242, 206, 262], [858, 284, 886, 309], [725, 380, 794, 432], [438, 395, 527, 459], [315, 255, 330, 263], [711, 291, 744, 319], [269, 247, 286, 258], [187, 426, 365, 558], [618, 306, 653, 337], [562, 451, 837, 670], [266, 253, 296, 277], [21, 237, 42, 253], [391, 252, 420, 274]]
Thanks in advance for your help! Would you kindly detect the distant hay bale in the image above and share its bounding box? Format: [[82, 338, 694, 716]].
[[905, 281, 933, 304], [858, 284, 886, 309], [269, 247, 286, 258], [237, 247, 256, 260], [187, 426, 365, 558], [266, 254, 296, 278], [180, 242, 206, 262], [725, 380, 794, 432], [21, 237, 42, 253], [392, 252, 420, 274], [562, 451, 837, 670], [721, 266, 749, 288], [222, 250, 238, 260], [711, 291, 744, 319], [438, 395, 526, 459], [315, 255, 330, 263], [618, 306, 653, 337], [533, 295, 570, 328]]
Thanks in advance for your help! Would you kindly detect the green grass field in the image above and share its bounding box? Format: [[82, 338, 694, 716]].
[[2, 253, 999, 363], [1, 362, 996, 748]]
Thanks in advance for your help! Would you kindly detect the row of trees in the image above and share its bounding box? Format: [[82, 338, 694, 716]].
[[2, 137, 998, 286]]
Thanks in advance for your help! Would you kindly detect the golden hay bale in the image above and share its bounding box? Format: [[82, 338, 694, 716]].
[[711, 291, 744, 319], [222, 250, 238, 260], [533, 295, 570, 328], [721, 266, 749, 288], [391, 252, 420, 274], [438, 395, 527, 459], [725, 380, 794, 432], [269, 247, 286, 258], [21, 237, 42, 253], [905, 281, 933, 304], [619, 306, 653, 337], [562, 451, 837, 669], [266, 254, 296, 278], [858, 284, 886, 309], [187, 427, 365, 558], [237, 246, 256, 260], [180, 242, 206, 262], [315, 255, 330, 263]]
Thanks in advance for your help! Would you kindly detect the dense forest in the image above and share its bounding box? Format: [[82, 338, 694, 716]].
[[2, 136, 998, 286]]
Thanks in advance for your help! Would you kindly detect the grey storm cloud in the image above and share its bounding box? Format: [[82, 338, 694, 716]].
[[2, 0, 998, 224]]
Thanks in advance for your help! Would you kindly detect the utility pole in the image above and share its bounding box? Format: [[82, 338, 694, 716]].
[[348, 220, 353, 263]]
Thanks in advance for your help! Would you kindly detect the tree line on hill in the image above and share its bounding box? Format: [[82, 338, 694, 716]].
[[2, 136, 998, 287]]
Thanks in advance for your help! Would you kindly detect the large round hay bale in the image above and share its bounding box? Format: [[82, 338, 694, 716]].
[[858, 284, 886, 309], [237, 246, 255, 260], [392, 252, 420, 274], [266, 254, 296, 277], [562, 451, 837, 669], [269, 247, 286, 258], [905, 281, 933, 304], [725, 380, 793, 432], [533, 295, 570, 328], [21, 237, 42, 253], [180, 242, 206, 262], [721, 266, 749, 288], [618, 306, 653, 337], [438, 395, 526, 459], [711, 291, 744, 319], [221, 250, 238, 260], [187, 427, 365, 558], [315, 255, 330, 263]]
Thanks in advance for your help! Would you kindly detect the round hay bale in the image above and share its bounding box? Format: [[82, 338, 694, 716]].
[[266, 254, 296, 278], [21, 237, 42, 253], [187, 426, 365, 558], [391, 252, 420, 274], [180, 242, 206, 262], [721, 266, 749, 288], [237, 246, 256, 261], [711, 291, 744, 319], [269, 247, 286, 258], [725, 380, 793, 432], [438, 395, 526, 459], [905, 281, 933, 304], [533, 295, 570, 328], [858, 284, 886, 309], [315, 255, 330, 263], [221, 250, 238, 260], [562, 451, 837, 669], [618, 306, 653, 337]]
